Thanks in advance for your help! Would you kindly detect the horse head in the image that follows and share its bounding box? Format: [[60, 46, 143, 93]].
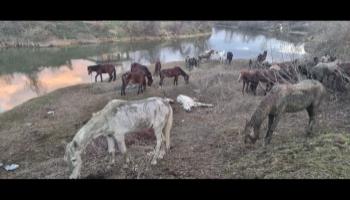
[[242, 120, 259, 145], [185, 74, 190, 84], [87, 66, 93, 75], [147, 75, 153, 86], [64, 140, 82, 178]]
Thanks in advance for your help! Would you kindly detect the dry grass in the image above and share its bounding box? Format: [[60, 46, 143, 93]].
[[0, 60, 349, 179]]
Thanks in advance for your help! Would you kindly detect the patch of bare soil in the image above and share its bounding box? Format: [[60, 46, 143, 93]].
[[0, 60, 349, 179]]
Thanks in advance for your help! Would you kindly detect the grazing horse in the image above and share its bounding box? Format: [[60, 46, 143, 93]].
[[238, 70, 259, 95], [159, 66, 189, 86], [130, 62, 153, 86], [185, 56, 199, 70], [243, 80, 326, 146], [238, 69, 282, 95], [64, 97, 173, 179], [121, 71, 147, 96], [227, 51, 233, 65], [154, 60, 161, 77], [88, 64, 116, 82], [198, 49, 214, 62], [257, 50, 267, 63]]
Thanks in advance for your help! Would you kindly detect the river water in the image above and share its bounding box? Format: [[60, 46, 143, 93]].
[[0, 27, 306, 112]]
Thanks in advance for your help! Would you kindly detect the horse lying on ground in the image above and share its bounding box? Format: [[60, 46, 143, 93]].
[[131, 62, 153, 86], [159, 66, 189, 87], [121, 71, 147, 96], [88, 64, 117, 82], [64, 97, 173, 179], [243, 79, 326, 146], [176, 94, 214, 112]]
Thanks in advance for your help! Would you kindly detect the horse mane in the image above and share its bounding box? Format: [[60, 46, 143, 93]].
[[176, 66, 189, 77], [248, 88, 278, 129]]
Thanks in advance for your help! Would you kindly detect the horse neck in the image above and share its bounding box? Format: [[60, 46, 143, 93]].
[[73, 117, 108, 151], [178, 68, 187, 77], [249, 93, 277, 129]]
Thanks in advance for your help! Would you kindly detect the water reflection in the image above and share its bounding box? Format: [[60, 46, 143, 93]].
[[0, 59, 94, 111], [0, 27, 306, 112]]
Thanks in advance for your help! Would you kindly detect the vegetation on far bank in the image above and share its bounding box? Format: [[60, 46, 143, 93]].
[[0, 21, 212, 48]]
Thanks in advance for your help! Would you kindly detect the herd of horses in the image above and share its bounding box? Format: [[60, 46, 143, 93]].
[[239, 52, 350, 96], [65, 49, 350, 178]]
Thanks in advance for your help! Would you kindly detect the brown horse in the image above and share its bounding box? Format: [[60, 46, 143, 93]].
[[130, 62, 153, 86], [198, 50, 214, 62], [243, 80, 326, 146], [159, 66, 189, 86], [121, 71, 147, 96], [154, 60, 161, 77], [87, 64, 116, 82], [238, 69, 281, 95]]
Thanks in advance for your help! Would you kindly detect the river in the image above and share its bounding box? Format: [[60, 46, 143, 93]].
[[0, 27, 306, 112]]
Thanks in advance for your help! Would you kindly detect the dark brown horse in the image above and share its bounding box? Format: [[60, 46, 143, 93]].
[[130, 62, 153, 86], [257, 50, 267, 63], [159, 66, 189, 86], [121, 71, 147, 96], [154, 60, 161, 77], [87, 64, 116, 82]]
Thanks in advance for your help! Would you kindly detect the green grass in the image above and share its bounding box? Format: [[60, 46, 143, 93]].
[[226, 132, 350, 179]]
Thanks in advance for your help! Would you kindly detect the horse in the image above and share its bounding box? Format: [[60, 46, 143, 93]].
[[257, 50, 267, 63], [198, 49, 214, 62], [238, 70, 260, 95], [243, 79, 326, 146], [154, 60, 161, 77], [310, 62, 350, 91], [227, 51, 233, 65], [64, 97, 173, 179], [238, 69, 282, 96], [185, 56, 199, 70], [159, 66, 190, 87], [130, 62, 153, 86], [121, 71, 147, 96], [87, 64, 116, 82]]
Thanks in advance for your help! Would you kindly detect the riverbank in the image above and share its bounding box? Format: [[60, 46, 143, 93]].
[[0, 59, 349, 179], [0, 32, 212, 49]]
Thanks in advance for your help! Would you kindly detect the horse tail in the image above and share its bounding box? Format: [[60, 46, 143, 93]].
[[164, 103, 173, 150]]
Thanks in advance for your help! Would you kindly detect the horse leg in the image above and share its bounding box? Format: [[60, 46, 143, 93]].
[[151, 128, 163, 165], [174, 76, 178, 86], [306, 105, 316, 136], [106, 135, 116, 164], [264, 114, 281, 146], [108, 73, 112, 82], [242, 81, 246, 95], [100, 73, 103, 82], [114, 135, 129, 167], [95, 74, 98, 82]]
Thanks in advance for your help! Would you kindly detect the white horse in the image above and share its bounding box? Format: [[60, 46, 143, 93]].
[[176, 94, 214, 112], [64, 97, 173, 179], [218, 50, 227, 64]]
